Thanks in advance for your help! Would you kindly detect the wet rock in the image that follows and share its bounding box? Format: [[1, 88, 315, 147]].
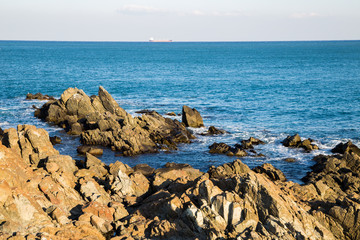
[[77, 145, 103, 156], [284, 157, 296, 162], [49, 136, 61, 145], [26, 93, 55, 101], [200, 126, 227, 136], [209, 142, 247, 157], [282, 134, 319, 151], [253, 163, 287, 182], [165, 112, 177, 116], [182, 105, 204, 128], [135, 109, 156, 114], [239, 137, 265, 149], [331, 141, 360, 156]]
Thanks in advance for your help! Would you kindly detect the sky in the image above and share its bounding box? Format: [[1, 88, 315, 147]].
[[0, 0, 360, 41]]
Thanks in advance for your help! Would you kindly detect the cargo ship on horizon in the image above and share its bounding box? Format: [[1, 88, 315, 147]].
[[149, 37, 172, 42]]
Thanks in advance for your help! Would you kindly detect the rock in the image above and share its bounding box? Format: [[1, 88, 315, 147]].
[[165, 112, 177, 116], [85, 153, 108, 178], [239, 137, 265, 149], [36, 86, 195, 156], [133, 164, 155, 177], [77, 146, 103, 155], [2, 125, 59, 165], [253, 163, 287, 182], [135, 109, 156, 114], [109, 161, 133, 177], [282, 134, 319, 151], [284, 158, 296, 162], [331, 141, 360, 156], [282, 134, 301, 147], [26, 93, 55, 101], [208, 159, 251, 179], [49, 136, 61, 145], [152, 163, 203, 190], [68, 122, 83, 135], [182, 105, 204, 128], [209, 142, 247, 157], [200, 126, 227, 136]]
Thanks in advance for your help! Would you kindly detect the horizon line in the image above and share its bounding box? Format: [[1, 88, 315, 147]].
[[0, 39, 360, 43]]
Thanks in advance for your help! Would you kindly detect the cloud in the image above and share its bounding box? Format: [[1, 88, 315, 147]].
[[117, 5, 243, 17], [117, 5, 166, 15], [290, 12, 321, 19]]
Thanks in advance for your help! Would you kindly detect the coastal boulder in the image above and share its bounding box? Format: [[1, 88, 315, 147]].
[[331, 141, 360, 156], [200, 126, 227, 136], [282, 134, 319, 151], [209, 142, 247, 157], [182, 105, 204, 128]]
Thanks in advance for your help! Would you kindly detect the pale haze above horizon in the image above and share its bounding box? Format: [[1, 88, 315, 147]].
[[1, 0, 360, 42]]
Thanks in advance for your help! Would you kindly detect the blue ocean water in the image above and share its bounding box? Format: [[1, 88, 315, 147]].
[[0, 40, 360, 183]]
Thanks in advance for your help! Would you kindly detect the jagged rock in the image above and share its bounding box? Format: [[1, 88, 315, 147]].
[[26, 93, 55, 101], [331, 141, 360, 156], [282, 134, 319, 151], [49, 136, 61, 145], [152, 163, 203, 190], [77, 145, 103, 155], [182, 105, 204, 128], [238, 137, 265, 149], [253, 163, 287, 182], [135, 109, 156, 114], [36, 86, 195, 156], [2, 125, 59, 165], [200, 126, 227, 136], [133, 163, 155, 177], [209, 142, 247, 157], [208, 159, 251, 179]]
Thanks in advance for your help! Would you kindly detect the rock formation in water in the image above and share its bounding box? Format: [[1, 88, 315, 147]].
[[34, 86, 195, 156], [209, 137, 265, 157], [282, 134, 319, 152], [182, 105, 204, 128], [1, 125, 359, 239]]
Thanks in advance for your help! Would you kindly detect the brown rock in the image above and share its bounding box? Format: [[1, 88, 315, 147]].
[[253, 163, 287, 182], [133, 164, 155, 177], [282, 134, 319, 151], [49, 136, 61, 145], [77, 145, 103, 155], [182, 105, 204, 128], [331, 141, 360, 156]]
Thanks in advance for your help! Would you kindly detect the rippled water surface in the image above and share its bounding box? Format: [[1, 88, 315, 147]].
[[1, 41, 360, 183]]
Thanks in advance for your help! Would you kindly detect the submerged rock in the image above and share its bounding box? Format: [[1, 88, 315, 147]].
[[182, 105, 204, 128], [35, 86, 195, 156], [282, 134, 319, 151]]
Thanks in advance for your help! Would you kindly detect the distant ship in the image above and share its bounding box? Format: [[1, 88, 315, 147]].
[[149, 37, 172, 42]]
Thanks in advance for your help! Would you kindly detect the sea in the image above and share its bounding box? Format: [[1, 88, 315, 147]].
[[0, 40, 360, 183]]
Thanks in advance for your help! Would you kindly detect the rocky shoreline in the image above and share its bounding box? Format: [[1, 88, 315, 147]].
[[0, 87, 359, 239]]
